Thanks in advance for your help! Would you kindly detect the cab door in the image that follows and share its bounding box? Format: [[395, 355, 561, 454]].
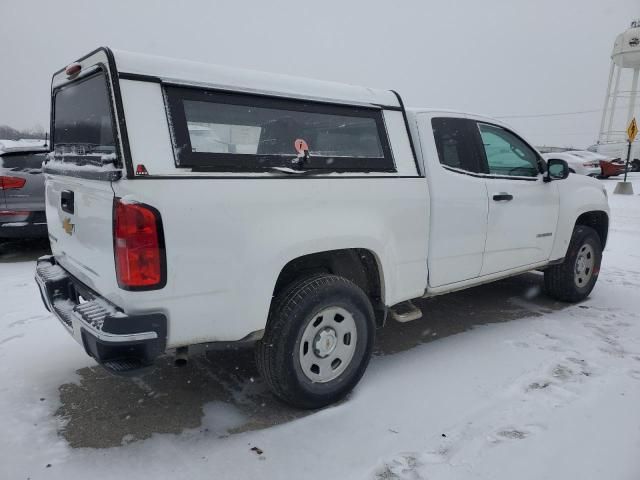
[[474, 122, 560, 275]]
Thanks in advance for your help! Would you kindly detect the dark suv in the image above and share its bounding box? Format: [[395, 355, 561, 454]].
[[0, 143, 48, 238]]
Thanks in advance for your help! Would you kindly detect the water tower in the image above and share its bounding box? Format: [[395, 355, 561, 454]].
[[598, 20, 640, 152]]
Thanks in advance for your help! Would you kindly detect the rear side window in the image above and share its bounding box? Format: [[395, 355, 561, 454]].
[[431, 117, 483, 173], [164, 87, 394, 172], [52, 71, 117, 161]]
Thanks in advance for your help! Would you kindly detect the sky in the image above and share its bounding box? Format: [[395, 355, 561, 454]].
[[0, 0, 637, 148]]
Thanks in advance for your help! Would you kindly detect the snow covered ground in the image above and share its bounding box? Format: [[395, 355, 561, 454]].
[[1, 175, 640, 480]]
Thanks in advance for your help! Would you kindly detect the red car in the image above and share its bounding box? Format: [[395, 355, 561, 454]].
[[599, 158, 626, 178]]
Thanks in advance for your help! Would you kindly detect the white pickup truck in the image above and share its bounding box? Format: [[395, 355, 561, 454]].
[[36, 47, 610, 408]]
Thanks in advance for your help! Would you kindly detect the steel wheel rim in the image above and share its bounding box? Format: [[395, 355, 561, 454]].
[[574, 243, 595, 288], [299, 306, 358, 383]]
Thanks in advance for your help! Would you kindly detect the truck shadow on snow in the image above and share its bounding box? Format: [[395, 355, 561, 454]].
[[55, 271, 566, 449]]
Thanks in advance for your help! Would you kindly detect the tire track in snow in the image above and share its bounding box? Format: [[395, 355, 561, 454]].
[[372, 307, 639, 480], [0, 333, 24, 346]]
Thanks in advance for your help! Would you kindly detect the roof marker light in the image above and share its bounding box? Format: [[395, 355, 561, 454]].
[[65, 63, 82, 77]]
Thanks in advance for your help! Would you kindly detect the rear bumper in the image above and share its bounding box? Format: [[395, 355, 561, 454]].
[[35, 255, 167, 374], [0, 211, 47, 238]]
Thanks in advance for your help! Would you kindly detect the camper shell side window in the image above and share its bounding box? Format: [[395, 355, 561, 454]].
[[163, 86, 395, 172]]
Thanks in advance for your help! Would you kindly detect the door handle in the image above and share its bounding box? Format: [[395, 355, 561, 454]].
[[61, 190, 74, 214], [492, 193, 513, 202]]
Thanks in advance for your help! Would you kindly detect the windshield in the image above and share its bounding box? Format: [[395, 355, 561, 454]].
[[53, 71, 116, 158]]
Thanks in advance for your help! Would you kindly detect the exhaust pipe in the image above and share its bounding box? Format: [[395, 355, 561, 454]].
[[174, 346, 188, 367]]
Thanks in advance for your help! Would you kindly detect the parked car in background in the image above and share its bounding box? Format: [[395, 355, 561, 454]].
[[0, 140, 48, 238], [536, 146, 574, 154], [588, 141, 640, 172], [567, 150, 626, 179], [599, 158, 627, 178], [565, 150, 613, 162], [541, 152, 601, 177]]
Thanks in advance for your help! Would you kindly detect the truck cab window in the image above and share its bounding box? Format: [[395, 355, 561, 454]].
[[431, 117, 482, 173], [477, 123, 539, 177]]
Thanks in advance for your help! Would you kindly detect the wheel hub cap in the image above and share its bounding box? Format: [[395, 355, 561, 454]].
[[299, 306, 358, 383], [574, 243, 595, 288], [314, 328, 338, 357]]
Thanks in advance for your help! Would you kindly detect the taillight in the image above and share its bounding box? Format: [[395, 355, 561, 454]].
[[0, 176, 26, 190], [113, 199, 166, 290]]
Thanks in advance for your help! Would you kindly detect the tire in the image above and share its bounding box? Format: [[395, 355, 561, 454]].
[[256, 274, 375, 409], [544, 225, 602, 302]]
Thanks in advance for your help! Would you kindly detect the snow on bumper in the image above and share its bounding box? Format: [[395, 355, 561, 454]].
[[35, 255, 167, 373]]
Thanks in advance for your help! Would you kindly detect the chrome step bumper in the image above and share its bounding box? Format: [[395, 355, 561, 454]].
[[35, 255, 167, 374]]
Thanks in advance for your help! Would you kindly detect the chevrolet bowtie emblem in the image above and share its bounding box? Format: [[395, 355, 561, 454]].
[[62, 217, 75, 235]]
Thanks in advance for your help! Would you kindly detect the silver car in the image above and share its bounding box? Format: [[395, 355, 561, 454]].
[[0, 143, 48, 238], [541, 151, 602, 177]]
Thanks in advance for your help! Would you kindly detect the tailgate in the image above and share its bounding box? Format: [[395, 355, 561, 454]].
[[47, 50, 125, 296], [46, 175, 116, 292]]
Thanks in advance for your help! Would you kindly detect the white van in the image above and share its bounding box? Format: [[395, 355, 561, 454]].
[[36, 48, 609, 408]]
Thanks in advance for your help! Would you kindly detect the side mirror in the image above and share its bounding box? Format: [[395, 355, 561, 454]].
[[545, 158, 570, 181]]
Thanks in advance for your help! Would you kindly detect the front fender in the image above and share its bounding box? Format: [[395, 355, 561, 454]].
[[549, 175, 609, 260]]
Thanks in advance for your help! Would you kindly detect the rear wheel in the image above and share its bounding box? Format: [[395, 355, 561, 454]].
[[256, 274, 375, 409], [544, 226, 602, 302]]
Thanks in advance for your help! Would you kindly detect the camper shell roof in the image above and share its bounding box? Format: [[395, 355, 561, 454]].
[[54, 47, 402, 110]]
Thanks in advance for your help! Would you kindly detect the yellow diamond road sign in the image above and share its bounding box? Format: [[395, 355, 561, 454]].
[[628, 117, 638, 143]]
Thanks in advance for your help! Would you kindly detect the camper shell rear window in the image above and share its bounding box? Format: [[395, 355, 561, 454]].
[[164, 86, 395, 172], [52, 70, 118, 165]]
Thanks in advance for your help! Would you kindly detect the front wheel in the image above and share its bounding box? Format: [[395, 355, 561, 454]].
[[256, 274, 375, 409], [544, 225, 602, 302]]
